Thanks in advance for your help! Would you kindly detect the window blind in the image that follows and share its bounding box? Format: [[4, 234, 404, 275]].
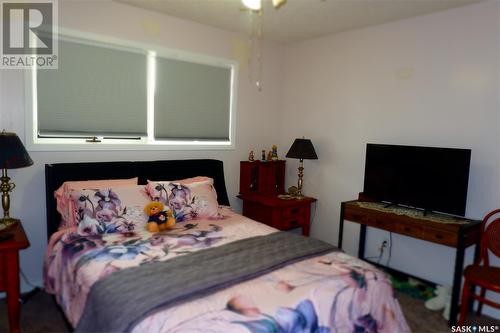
[[154, 57, 231, 141], [37, 38, 147, 137]]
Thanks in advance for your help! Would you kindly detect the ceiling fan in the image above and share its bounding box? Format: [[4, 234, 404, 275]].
[[241, 0, 287, 11]]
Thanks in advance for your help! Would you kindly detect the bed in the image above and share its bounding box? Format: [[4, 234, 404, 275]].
[[44, 159, 410, 333]]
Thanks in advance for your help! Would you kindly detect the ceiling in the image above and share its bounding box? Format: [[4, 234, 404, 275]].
[[117, 0, 480, 44]]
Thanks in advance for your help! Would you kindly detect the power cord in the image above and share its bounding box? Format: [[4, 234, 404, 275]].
[[20, 269, 42, 290], [386, 232, 393, 266], [19, 269, 44, 304], [365, 240, 387, 264]]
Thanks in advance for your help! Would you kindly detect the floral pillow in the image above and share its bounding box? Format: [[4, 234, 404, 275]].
[[145, 178, 221, 222], [69, 185, 150, 235], [55, 178, 138, 229]]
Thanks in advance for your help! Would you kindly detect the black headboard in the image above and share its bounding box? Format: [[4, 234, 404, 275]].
[[45, 159, 230, 239]]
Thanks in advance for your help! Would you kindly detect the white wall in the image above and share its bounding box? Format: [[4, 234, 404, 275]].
[[280, 1, 499, 318], [0, 0, 284, 291]]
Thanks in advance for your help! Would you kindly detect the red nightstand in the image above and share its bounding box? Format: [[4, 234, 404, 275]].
[[238, 193, 316, 236], [0, 223, 30, 333]]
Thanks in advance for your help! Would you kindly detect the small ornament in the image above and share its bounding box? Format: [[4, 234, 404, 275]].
[[267, 151, 273, 161], [271, 145, 278, 161], [248, 150, 255, 162], [261, 150, 266, 161]]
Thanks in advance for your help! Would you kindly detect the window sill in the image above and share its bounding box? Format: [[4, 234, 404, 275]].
[[26, 138, 235, 152]]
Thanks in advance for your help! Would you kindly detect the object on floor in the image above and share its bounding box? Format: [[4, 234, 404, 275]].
[[458, 209, 500, 325], [443, 293, 451, 320], [425, 285, 451, 311], [19, 287, 42, 305], [390, 275, 434, 301], [408, 277, 422, 286]]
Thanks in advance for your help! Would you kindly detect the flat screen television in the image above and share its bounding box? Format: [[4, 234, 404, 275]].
[[363, 143, 471, 216]]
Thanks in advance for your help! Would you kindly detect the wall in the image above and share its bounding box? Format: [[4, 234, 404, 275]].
[[280, 1, 499, 318], [0, 0, 284, 291]]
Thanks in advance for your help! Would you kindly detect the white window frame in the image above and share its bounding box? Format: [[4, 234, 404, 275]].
[[25, 28, 238, 151]]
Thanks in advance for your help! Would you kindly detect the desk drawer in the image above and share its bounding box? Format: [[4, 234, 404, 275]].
[[394, 223, 424, 238], [422, 228, 457, 246], [283, 206, 305, 218], [344, 210, 366, 223]]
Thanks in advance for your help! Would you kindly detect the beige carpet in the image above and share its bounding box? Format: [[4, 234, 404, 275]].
[[0, 290, 498, 332]]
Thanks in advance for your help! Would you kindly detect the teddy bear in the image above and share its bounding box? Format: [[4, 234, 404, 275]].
[[144, 201, 176, 232]]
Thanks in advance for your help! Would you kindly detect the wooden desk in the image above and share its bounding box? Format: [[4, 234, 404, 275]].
[[338, 199, 481, 327], [0, 223, 30, 333], [238, 194, 316, 236]]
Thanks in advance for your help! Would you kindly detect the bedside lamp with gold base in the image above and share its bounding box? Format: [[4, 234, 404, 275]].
[[285, 138, 318, 199], [0, 131, 33, 228]]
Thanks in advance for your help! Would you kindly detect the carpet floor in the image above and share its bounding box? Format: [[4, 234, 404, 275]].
[[0, 289, 498, 332]]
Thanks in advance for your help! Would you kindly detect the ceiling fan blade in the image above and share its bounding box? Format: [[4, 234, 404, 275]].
[[272, 0, 287, 9]]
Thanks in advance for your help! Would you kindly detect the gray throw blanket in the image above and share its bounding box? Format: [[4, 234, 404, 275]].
[[76, 231, 336, 333]]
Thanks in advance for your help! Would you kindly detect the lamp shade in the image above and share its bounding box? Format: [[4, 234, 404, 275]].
[[0, 131, 34, 169], [286, 138, 318, 160]]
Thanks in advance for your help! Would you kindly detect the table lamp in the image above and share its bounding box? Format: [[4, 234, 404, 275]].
[[286, 138, 318, 199], [0, 131, 33, 227]]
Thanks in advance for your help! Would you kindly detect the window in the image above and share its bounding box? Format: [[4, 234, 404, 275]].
[[26, 32, 237, 150], [37, 39, 148, 139], [154, 57, 231, 141]]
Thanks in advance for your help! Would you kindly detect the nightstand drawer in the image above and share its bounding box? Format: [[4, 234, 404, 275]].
[[277, 216, 306, 230], [238, 193, 316, 236], [283, 206, 305, 218]]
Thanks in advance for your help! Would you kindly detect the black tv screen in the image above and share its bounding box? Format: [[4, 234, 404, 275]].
[[363, 144, 471, 216]]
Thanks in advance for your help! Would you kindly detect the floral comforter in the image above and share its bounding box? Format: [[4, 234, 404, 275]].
[[44, 207, 410, 333]]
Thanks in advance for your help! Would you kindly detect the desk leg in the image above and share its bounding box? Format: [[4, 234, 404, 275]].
[[5, 250, 21, 333], [468, 239, 481, 312], [449, 233, 465, 327], [338, 202, 345, 249], [358, 224, 367, 260]]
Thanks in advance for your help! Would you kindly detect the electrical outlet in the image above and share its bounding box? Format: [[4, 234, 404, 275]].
[[378, 240, 388, 253]]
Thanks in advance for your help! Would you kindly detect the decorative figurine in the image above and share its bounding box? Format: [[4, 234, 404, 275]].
[[271, 145, 278, 161], [267, 151, 273, 161], [248, 150, 255, 162], [261, 150, 266, 161]]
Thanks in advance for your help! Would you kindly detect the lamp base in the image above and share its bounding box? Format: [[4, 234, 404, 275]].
[[0, 217, 19, 228], [286, 186, 306, 199], [293, 193, 305, 200]]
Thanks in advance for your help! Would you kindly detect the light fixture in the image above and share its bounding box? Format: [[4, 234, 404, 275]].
[[241, 0, 287, 10], [286, 138, 318, 199], [242, 0, 261, 11], [0, 131, 34, 227], [272, 0, 287, 9], [242, 0, 287, 91]]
